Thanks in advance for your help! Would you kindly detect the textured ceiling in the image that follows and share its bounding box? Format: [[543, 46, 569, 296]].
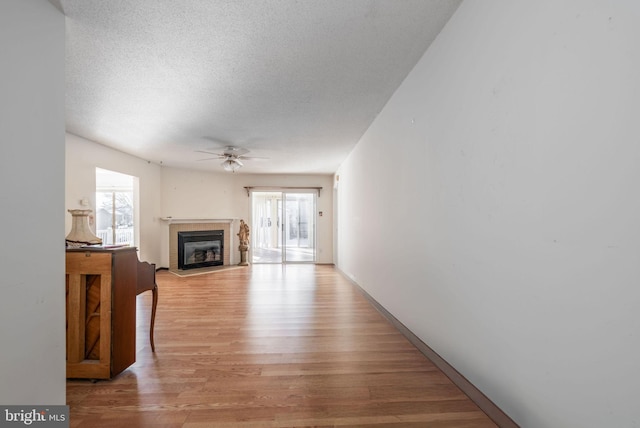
[[60, 0, 461, 174]]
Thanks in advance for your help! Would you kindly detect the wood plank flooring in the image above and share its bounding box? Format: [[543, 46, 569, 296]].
[[67, 264, 497, 427]]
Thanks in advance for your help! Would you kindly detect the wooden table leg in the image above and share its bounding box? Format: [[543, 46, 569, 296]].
[[150, 283, 158, 352]]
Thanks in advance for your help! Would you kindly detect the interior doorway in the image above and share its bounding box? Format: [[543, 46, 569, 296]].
[[251, 191, 316, 263]]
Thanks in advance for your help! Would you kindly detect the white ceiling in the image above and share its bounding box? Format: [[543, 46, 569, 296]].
[[59, 0, 461, 174]]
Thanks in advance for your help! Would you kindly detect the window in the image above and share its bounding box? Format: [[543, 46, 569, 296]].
[[95, 168, 137, 246]]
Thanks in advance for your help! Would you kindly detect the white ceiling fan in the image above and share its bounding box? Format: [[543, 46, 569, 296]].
[[196, 146, 266, 172]]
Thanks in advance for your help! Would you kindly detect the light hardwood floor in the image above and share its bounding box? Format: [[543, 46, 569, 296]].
[[67, 264, 498, 427]]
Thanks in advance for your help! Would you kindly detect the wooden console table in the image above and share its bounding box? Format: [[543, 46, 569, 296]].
[[65, 247, 137, 379]]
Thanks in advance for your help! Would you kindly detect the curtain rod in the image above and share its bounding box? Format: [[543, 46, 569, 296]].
[[243, 186, 323, 197]]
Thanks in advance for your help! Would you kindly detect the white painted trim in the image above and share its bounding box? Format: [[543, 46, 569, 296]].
[[160, 217, 236, 224]]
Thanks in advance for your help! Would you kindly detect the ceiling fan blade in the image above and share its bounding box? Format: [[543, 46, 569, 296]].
[[239, 155, 269, 160], [195, 150, 224, 156], [196, 157, 224, 161]]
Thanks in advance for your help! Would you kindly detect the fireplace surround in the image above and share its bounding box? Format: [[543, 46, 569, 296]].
[[164, 219, 235, 271]]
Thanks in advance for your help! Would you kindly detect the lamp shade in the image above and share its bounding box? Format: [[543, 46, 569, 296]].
[[221, 157, 243, 172]]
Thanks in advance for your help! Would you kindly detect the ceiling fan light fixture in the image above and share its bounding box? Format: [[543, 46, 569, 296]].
[[221, 157, 243, 172]]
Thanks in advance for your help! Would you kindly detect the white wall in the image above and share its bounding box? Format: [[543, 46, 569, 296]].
[[161, 167, 334, 266], [336, 1, 640, 427], [66, 133, 163, 265], [0, 1, 65, 405]]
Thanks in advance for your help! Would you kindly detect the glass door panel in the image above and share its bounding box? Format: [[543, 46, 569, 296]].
[[283, 193, 315, 263], [251, 192, 282, 263]]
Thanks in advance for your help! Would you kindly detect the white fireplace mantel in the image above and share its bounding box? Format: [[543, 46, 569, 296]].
[[160, 217, 237, 224]]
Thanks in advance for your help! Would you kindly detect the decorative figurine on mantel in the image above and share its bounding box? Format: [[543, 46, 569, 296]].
[[66, 209, 102, 248], [237, 219, 250, 266]]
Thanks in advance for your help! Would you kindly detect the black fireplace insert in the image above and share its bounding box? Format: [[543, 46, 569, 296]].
[[178, 230, 224, 270]]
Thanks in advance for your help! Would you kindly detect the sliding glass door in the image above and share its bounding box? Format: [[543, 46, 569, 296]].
[[283, 193, 315, 262], [251, 192, 280, 263], [251, 191, 316, 263]]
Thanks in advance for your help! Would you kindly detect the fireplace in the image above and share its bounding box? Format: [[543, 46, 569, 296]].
[[178, 230, 224, 270], [164, 219, 234, 271]]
